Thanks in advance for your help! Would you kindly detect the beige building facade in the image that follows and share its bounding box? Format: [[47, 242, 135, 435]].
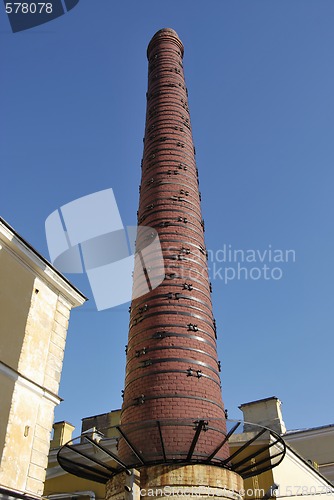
[[237, 397, 334, 496], [284, 424, 334, 483], [0, 218, 86, 499], [45, 418, 113, 499]]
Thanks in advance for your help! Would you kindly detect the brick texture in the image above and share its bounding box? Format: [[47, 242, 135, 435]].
[[119, 28, 229, 463]]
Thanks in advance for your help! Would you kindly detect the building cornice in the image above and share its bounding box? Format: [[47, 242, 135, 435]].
[[0, 217, 87, 308]]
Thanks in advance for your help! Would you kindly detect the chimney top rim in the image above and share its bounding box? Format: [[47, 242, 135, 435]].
[[239, 396, 280, 409], [147, 28, 184, 59], [153, 27, 181, 38], [53, 420, 75, 427]]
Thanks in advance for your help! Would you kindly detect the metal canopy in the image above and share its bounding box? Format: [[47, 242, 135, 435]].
[[57, 418, 286, 484]]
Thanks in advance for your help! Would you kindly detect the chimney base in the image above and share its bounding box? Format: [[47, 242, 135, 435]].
[[106, 465, 243, 500]]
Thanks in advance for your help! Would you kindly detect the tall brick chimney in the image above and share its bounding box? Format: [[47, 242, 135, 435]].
[[119, 26, 229, 461], [107, 29, 242, 500], [57, 28, 285, 494], [106, 27, 243, 500]]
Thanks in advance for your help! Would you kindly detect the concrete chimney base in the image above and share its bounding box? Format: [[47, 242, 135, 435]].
[[106, 465, 243, 500]]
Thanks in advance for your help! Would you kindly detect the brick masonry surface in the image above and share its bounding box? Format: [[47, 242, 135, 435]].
[[119, 28, 229, 464]]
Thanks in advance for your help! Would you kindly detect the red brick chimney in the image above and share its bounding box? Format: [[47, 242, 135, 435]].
[[57, 30, 285, 493], [119, 27, 229, 464]]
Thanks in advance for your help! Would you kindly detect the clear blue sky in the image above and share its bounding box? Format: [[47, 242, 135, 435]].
[[1, 0, 334, 436]]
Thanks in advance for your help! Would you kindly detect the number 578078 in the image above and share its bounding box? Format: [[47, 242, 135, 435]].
[[5, 3, 53, 14]]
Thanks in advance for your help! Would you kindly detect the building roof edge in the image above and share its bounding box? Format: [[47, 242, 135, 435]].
[[0, 217, 87, 307]]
